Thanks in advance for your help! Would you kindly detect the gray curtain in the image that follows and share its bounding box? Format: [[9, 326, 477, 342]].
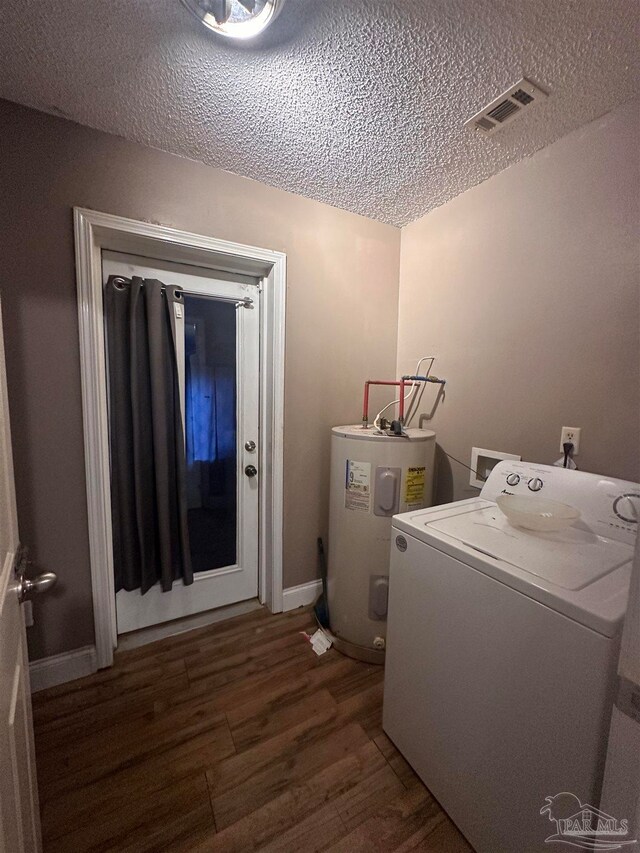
[[105, 275, 193, 594]]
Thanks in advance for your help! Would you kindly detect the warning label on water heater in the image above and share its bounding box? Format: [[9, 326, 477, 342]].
[[345, 460, 371, 513], [404, 466, 426, 508]]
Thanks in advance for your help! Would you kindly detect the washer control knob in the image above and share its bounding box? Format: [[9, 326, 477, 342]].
[[613, 493, 640, 524], [528, 477, 543, 492], [506, 473, 520, 486]]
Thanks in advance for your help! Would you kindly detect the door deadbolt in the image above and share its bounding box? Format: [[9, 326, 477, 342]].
[[244, 465, 258, 478], [244, 440, 256, 452]]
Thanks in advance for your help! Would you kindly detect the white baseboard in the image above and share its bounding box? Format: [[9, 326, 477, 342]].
[[282, 579, 323, 612], [29, 645, 98, 693], [28, 588, 319, 691]]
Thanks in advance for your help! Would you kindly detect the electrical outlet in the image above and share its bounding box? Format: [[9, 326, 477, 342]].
[[560, 426, 581, 455]]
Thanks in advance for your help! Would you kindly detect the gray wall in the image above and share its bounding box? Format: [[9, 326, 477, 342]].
[[0, 99, 401, 660], [397, 100, 640, 504], [3, 95, 638, 662]]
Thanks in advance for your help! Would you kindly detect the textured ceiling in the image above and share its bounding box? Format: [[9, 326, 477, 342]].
[[0, 0, 638, 226]]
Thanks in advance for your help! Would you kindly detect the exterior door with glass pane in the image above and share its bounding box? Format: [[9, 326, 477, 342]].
[[102, 253, 260, 633]]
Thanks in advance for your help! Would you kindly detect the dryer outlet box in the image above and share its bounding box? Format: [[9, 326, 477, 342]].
[[470, 447, 521, 489]]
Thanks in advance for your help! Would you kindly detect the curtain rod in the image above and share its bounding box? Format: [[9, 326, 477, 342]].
[[110, 277, 254, 309], [180, 291, 254, 309]]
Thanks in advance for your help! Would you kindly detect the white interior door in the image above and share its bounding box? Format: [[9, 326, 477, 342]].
[[0, 299, 42, 852], [600, 533, 640, 838], [103, 253, 260, 633]]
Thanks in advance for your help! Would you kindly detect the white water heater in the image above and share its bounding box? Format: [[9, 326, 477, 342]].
[[327, 425, 436, 662]]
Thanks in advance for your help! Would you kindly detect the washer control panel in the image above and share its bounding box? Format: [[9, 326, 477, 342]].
[[481, 461, 640, 545], [613, 493, 640, 524], [504, 471, 544, 492]]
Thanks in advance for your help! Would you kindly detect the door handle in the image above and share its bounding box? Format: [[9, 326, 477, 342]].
[[17, 572, 57, 603], [244, 465, 258, 478], [14, 545, 57, 602]]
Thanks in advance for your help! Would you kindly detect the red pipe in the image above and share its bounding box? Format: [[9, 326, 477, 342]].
[[362, 380, 403, 428], [362, 375, 445, 429]]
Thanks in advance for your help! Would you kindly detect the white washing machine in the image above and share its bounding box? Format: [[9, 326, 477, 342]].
[[383, 461, 639, 853]]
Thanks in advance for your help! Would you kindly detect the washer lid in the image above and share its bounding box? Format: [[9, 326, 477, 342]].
[[392, 498, 634, 636], [427, 506, 630, 590]]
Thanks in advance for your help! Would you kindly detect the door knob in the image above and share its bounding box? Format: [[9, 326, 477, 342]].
[[18, 572, 57, 603], [244, 465, 257, 478]]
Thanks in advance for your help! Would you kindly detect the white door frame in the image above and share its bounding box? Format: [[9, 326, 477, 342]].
[[74, 208, 286, 669]]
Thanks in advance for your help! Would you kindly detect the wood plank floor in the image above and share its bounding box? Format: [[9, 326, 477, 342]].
[[32, 606, 474, 852]]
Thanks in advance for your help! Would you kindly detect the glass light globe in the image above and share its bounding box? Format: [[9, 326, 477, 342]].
[[181, 0, 285, 39]]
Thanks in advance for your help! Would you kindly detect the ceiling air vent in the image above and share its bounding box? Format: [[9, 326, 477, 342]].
[[465, 78, 548, 136]]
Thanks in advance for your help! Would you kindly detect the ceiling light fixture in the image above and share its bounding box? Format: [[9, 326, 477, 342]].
[[181, 0, 285, 39]]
